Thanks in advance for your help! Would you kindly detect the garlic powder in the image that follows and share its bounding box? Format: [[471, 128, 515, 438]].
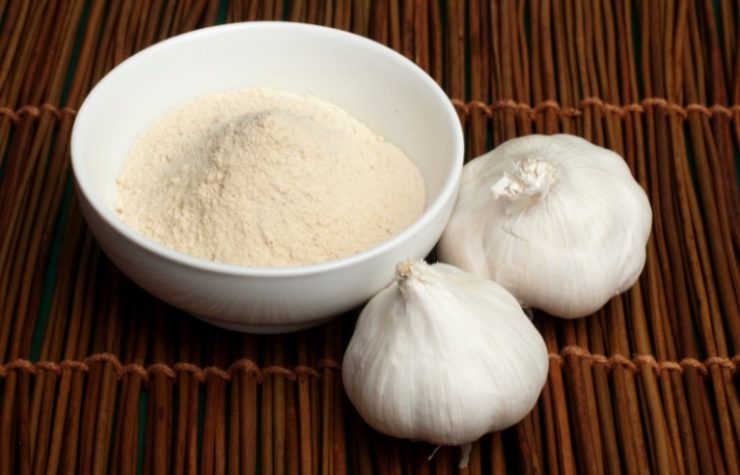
[[116, 87, 426, 267]]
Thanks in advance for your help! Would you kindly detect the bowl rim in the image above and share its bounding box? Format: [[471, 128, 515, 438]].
[[71, 21, 464, 278]]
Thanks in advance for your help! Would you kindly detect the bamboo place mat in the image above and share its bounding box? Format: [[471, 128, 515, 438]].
[[1, 1, 739, 474]]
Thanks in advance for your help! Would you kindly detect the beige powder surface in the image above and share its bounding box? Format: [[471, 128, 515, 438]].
[[116, 87, 426, 267]]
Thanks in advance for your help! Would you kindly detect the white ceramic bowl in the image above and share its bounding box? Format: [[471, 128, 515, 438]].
[[71, 22, 464, 333]]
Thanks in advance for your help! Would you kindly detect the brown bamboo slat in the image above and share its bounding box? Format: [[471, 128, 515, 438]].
[[1, 1, 739, 474]]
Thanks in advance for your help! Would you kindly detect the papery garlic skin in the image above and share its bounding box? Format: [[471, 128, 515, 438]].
[[438, 134, 652, 319], [342, 261, 548, 447]]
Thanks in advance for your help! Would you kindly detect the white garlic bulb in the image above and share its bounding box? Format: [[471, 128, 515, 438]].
[[438, 134, 652, 319], [342, 260, 548, 464]]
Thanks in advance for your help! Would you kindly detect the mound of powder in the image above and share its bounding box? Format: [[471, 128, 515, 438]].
[[116, 87, 426, 267]]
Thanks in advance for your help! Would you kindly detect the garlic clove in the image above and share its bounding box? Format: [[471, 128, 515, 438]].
[[438, 134, 652, 318], [342, 260, 549, 454]]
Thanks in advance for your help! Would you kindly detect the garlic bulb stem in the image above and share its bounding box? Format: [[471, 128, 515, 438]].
[[396, 260, 416, 280], [490, 156, 558, 201], [396, 260, 434, 288]]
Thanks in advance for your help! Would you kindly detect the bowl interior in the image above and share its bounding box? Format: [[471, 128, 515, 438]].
[[72, 22, 462, 267]]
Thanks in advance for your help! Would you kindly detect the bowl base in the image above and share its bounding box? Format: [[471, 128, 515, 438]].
[[197, 315, 339, 334]]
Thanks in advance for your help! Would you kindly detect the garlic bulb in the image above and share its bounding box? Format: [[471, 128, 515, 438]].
[[438, 134, 652, 319], [342, 260, 548, 465]]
